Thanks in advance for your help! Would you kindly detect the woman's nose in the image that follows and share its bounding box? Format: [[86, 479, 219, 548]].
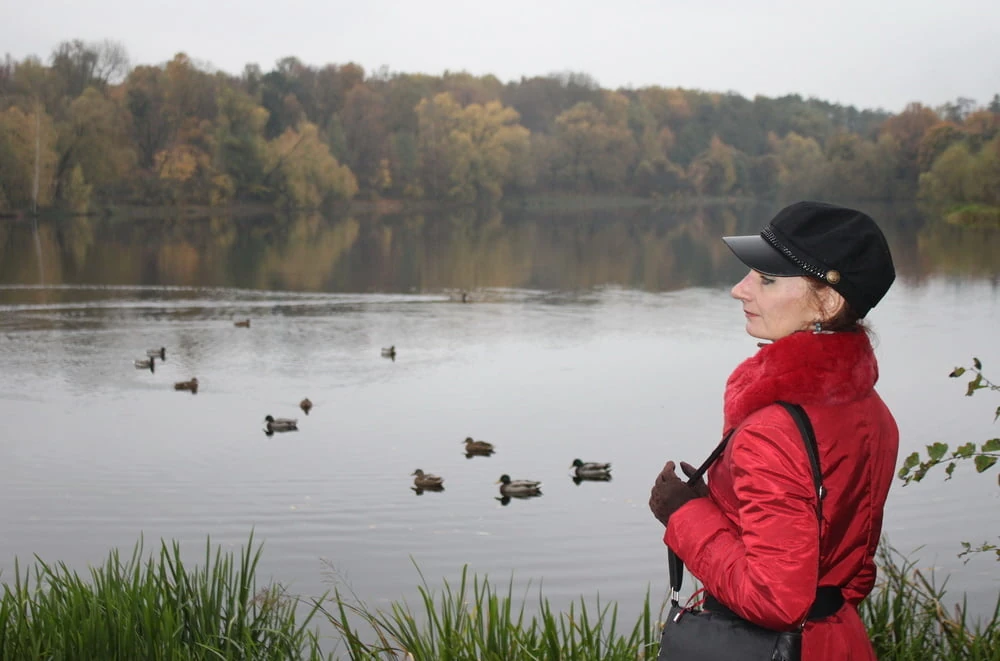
[[731, 271, 752, 301]]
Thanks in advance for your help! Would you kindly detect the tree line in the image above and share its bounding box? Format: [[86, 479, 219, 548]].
[[0, 39, 998, 214]]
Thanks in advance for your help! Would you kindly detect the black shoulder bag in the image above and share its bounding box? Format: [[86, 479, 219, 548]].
[[657, 401, 844, 661]]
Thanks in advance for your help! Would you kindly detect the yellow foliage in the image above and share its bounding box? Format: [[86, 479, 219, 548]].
[[0, 106, 59, 210], [266, 122, 358, 207], [156, 144, 202, 182], [416, 93, 529, 202]]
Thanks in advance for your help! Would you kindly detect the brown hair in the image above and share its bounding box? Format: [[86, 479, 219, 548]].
[[806, 278, 869, 334]]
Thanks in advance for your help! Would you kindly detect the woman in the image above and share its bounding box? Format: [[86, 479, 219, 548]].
[[649, 201, 899, 660]]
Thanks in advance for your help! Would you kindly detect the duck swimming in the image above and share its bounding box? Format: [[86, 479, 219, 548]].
[[381, 346, 396, 359], [264, 415, 298, 432], [134, 357, 155, 372], [497, 474, 542, 497], [463, 437, 495, 455], [174, 378, 198, 393], [412, 469, 444, 490], [300, 398, 313, 415], [234, 319, 250, 328], [571, 459, 612, 479], [146, 347, 166, 360]]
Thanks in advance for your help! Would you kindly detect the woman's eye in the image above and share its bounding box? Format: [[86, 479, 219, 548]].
[[759, 275, 776, 286]]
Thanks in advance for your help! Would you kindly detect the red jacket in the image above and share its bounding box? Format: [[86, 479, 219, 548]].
[[665, 330, 899, 660]]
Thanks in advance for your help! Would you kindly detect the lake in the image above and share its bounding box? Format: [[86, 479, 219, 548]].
[[0, 201, 998, 636]]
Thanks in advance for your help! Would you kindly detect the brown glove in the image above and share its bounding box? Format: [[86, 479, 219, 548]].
[[649, 461, 703, 528], [680, 461, 710, 498]]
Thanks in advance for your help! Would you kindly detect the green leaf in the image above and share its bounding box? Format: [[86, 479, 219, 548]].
[[974, 455, 998, 473], [945, 462, 956, 479], [955, 442, 977, 458], [973, 357, 982, 370], [983, 438, 1000, 453], [927, 442, 949, 462], [949, 367, 966, 378], [995, 406, 1000, 423], [966, 373, 983, 397], [901, 452, 920, 471]]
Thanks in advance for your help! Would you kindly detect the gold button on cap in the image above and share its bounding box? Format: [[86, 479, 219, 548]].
[[826, 270, 841, 284]]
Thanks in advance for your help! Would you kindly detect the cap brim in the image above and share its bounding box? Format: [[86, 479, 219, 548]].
[[722, 235, 803, 277]]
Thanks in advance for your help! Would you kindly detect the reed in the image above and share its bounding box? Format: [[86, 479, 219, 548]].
[[317, 563, 659, 660], [3, 536, 998, 660], [859, 544, 1000, 660], [0, 533, 328, 660]]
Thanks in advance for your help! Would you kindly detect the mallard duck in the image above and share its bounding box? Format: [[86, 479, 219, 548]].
[[300, 398, 313, 415], [134, 357, 155, 371], [234, 319, 250, 328], [146, 347, 166, 360], [174, 378, 198, 393], [412, 469, 444, 489], [571, 459, 612, 479], [463, 437, 495, 454], [497, 474, 542, 497], [264, 415, 297, 432], [381, 346, 396, 359]]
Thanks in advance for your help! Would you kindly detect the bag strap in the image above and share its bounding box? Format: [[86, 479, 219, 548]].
[[667, 427, 734, 596], [667, 402, 825, 603]]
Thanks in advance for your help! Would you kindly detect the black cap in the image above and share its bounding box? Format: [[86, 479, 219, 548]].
[[723, 201, 895, 318]]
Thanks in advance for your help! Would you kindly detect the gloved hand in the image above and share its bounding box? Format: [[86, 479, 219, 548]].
[[649, 461, 704, 528], [680, 461, 710, 498]]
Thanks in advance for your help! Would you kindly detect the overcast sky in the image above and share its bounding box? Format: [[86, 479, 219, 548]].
[[3, 0, 998, 113]]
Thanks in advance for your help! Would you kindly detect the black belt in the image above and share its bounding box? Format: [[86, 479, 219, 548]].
[[703, 586, 844, 621]]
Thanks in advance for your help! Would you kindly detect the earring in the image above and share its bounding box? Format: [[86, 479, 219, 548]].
[[813, 321, 823, 334]]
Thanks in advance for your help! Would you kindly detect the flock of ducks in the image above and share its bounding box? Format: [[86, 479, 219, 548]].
[[132, 346, 199, 393], [133, 326, 613, 503], [132, 319, 253, 390], [412, 435, 612, 503]]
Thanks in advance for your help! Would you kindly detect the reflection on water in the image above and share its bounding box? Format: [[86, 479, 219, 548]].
[[0, 204, 998, 630], [2, 203, 997, 302]]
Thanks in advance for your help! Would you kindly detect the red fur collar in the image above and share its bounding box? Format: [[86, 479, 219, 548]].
[[723, 331, 878, 430]]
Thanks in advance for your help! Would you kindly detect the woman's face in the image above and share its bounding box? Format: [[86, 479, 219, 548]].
[[730, 270, 824, 341]]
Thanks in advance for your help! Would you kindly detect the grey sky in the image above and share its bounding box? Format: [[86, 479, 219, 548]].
[[3, 0, 998, 113]]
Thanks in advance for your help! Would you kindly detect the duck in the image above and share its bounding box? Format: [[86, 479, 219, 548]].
[[497, 474, 542, 497], [146, 347, 166, 360], [381, 346, 396, 359], [463, 437, 495, 455], [571, 459, 612, 479], [174, 378, 198, 394], [300, 398, 313, 415], [234, 319, 250, 328], [412, 469, 444, 490], [264, 415, 297, 432], [134, 357, 155, 372]]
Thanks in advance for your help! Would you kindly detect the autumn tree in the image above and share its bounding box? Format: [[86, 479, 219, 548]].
[[264, 121, 358, 208], [0, 106, 58, 211], [415, 93, 529, 202], [551, 101, 637, 192]]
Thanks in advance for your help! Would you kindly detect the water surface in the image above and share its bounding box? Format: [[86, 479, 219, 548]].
[[1, 203, 998, 632]]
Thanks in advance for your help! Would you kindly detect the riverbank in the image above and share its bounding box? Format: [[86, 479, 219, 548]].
[[0, 193, 768, 224], [2, 535, 997, 660]]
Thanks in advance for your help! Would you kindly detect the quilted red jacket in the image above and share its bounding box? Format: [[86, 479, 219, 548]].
[[665, 330, 899, 661]]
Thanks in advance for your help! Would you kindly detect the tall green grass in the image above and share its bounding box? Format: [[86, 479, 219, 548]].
[[0, 533, 328, 660], [2, 536, 998, 660], [318, 563, 658, 660], [859, 545, 1000, 660]]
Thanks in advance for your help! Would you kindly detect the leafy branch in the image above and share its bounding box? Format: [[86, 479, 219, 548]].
[[896, 357, 999, 561]]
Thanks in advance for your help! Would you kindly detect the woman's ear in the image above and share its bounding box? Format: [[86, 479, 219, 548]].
[[817, 287, 846, 322]]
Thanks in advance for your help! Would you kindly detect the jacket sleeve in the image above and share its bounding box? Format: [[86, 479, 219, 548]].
[[664, 414, 821, 630]]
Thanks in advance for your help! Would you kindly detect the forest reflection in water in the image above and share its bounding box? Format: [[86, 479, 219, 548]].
[[1, 201, 998, 300]]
